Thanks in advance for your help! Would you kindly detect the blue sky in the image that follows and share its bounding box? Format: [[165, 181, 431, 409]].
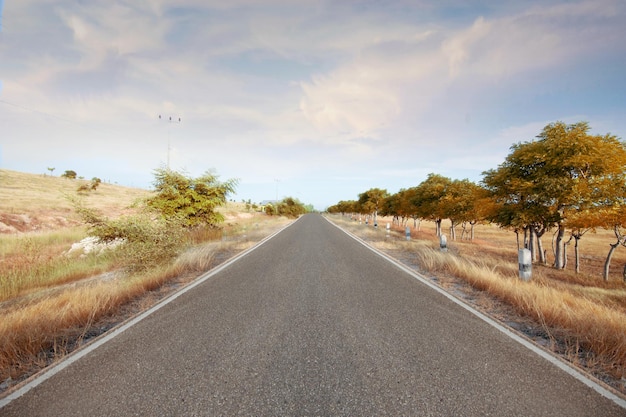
[[1, 0, 625, 210]]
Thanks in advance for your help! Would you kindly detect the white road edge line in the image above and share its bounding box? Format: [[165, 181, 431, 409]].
[[325, 216, 626, 410], [0, 219, 298, 409]]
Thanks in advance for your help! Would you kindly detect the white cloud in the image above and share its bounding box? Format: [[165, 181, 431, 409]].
[[2, 0, 625, 206], [296, 0, 626, 148]]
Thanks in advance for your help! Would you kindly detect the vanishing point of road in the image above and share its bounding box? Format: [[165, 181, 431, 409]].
[[1, 214, 624, 416]]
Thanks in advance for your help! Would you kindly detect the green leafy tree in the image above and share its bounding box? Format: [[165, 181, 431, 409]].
[[146, 168, 238, 228], [412, 174, 451, 236], [358, 188, 389, 226], [276, 197, 307, 218], [440, 179, 485, 240], [62, 170, 77, 179], [483, 121, 626, 272], [327, 200, 358, 216], [482, 141, 555, 262], [380, 192, 401, 225]]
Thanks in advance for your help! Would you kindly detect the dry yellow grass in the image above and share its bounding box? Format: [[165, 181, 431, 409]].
[[0, 266, 176, 378], [0, 169, 152, 215]]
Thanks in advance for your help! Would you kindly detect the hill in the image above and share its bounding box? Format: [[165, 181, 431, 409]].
[[0, 169, 153, 234]]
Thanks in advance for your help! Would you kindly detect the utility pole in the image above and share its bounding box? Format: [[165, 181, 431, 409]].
[[274, 178, 280, 202], [158, 115, 181, 170]]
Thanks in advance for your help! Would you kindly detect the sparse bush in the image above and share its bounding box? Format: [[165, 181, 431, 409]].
[[91, 177, 102, 190], [265, 203, 276, 216], [76, 177, 102, 194], [75, 204, 185, 271], [62, 170, 77, 179], [276, 197, 307, 218]]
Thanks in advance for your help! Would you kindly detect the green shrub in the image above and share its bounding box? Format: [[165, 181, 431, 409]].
[[146, 168, 238, 228], [74, 203, 185, 271]]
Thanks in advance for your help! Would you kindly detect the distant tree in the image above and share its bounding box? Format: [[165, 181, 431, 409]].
[[91, 177, 102, 190], [412, 174, 451, 237], [47, 167, 55, 176], [146, 168, 238, 228], [327, 200, 358, 216], [264, 203, 276, 216], [380, 192, 401, 225], [275, 197, 307, 218], [62, 170, 77, 179], [441, 179, 484, 241], [358, 188, 389, 226]]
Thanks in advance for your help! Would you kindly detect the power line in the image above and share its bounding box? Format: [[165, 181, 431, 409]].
[[158, 114, 182, 170], [0, 98, 127, 137], [0, 99, 78, 126]]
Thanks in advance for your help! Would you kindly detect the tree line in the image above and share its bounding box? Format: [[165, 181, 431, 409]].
[[327, 121, 626, 281]]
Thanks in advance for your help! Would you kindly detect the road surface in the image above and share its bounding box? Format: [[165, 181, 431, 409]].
[[1, 214, 624, 416]]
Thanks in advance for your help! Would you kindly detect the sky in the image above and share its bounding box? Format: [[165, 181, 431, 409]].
[[1, 0, 625, 210]]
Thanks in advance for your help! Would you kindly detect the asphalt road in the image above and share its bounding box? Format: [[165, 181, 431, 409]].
[[1, 214, 624, 416]]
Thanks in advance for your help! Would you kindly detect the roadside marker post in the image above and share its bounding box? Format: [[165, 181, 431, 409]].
[[405, 227, 411, 241], [519, 248, 532, 281], [440, 234, 448, 252]]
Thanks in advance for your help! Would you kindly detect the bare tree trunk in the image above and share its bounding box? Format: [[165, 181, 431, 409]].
[[524, 227, 529, 249], [554, 223, 565, 269], [529, 226, 537, 262], [535, 227, 547, 265], [450, 220, 457, 240], [470, 220, 476, 241], [574, 236, 580, 273], [435, 219, 442, 237], [604, 226, 626, 281], [563, 235, 574, 270], [515, 229, 520, 251], [604, 242, 619, 281]]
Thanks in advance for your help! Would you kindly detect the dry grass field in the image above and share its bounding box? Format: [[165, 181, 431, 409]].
[[0, 169, 152, 233], [328, 214, 626, 395], [0, 169, 291, 393]]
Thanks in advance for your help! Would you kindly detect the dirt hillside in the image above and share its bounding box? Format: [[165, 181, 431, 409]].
[[0, 169, 153, 234]]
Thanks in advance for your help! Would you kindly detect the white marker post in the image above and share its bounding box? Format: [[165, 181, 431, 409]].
[[405, 227, 411, 241], [518, 249, 532, 281], [440, 234, 448, 252]]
